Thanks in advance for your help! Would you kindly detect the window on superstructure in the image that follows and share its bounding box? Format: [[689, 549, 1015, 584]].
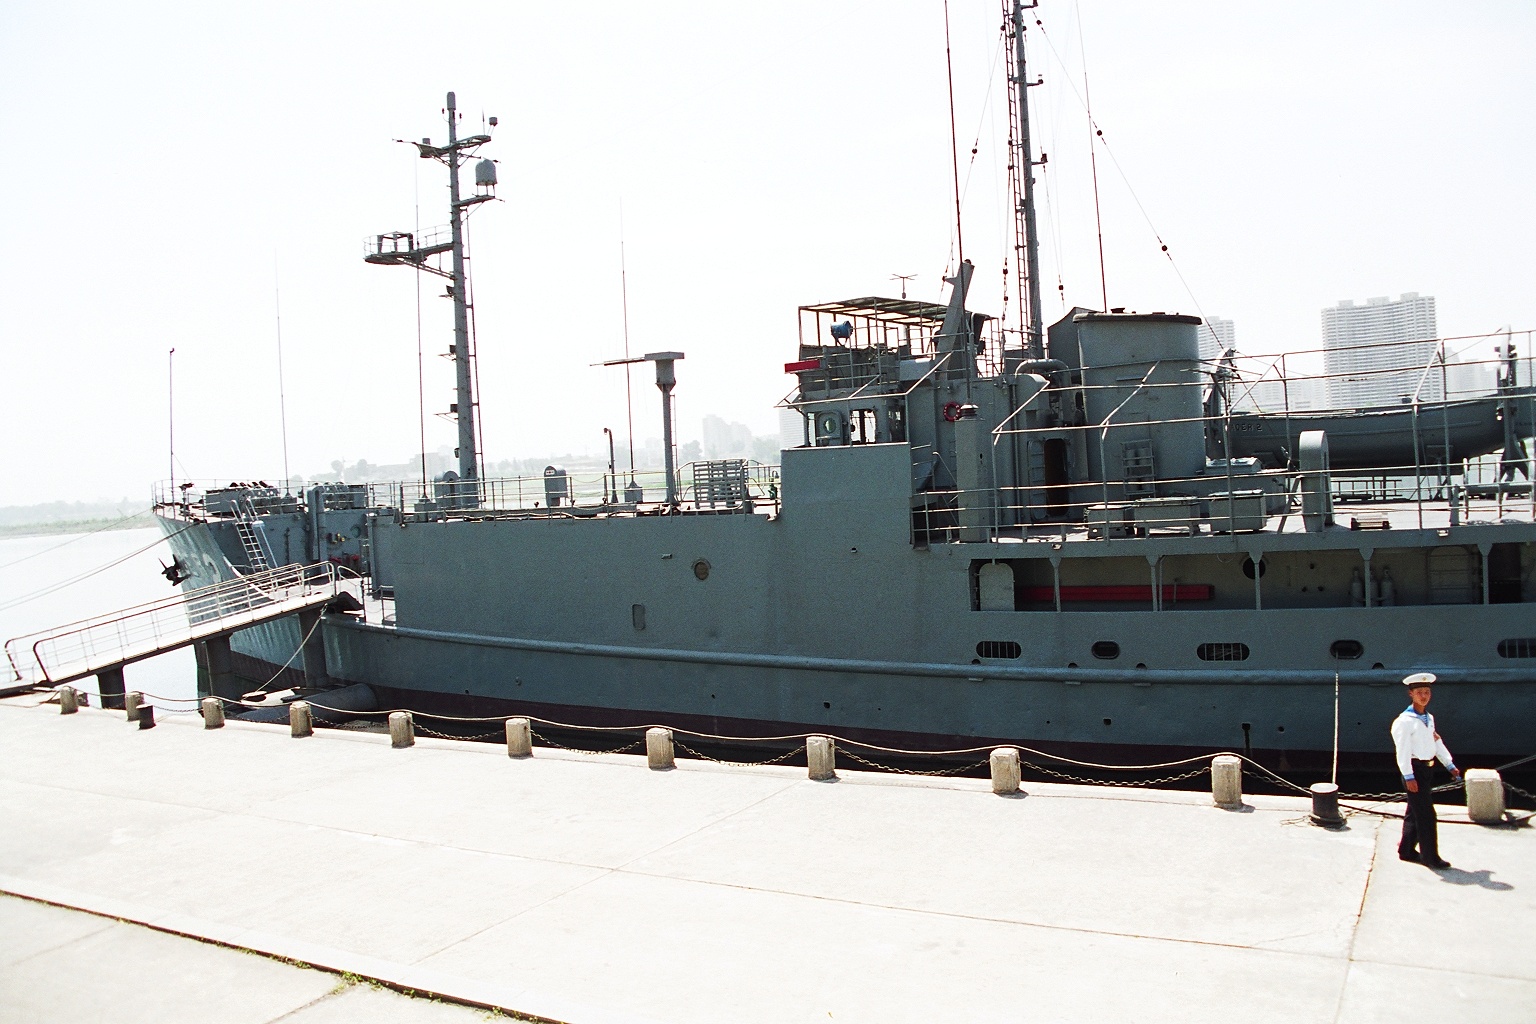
[[849, 409, 878, 444]]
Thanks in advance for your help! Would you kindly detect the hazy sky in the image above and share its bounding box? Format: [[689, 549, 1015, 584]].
[[2, 1, 1533, 506]]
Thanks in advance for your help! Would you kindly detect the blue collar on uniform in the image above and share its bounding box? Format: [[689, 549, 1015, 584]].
[[1403, 706, 1430, 725]]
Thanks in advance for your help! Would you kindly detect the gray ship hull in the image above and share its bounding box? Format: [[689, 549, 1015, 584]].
[[157, 441, 1536, 768]]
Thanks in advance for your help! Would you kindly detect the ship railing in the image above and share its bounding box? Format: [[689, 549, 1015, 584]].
[[912, 447, 1536, 547], [1204, 329, 1532, 414], [3, 562, 339, 688], [151, 479, 307, 521], [364, 461, 783, 517]]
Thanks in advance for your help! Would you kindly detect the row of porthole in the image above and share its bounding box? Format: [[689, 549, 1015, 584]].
[[977, 637, 1536, 663], [975, 640, 1255, 663]]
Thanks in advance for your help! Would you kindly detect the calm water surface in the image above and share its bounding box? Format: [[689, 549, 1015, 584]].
[[0, 525, 197, 706]]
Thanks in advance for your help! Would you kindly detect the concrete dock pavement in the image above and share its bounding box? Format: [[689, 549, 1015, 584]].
[[1, 696, 1532, 1023], [0, 895, 506, 1023]]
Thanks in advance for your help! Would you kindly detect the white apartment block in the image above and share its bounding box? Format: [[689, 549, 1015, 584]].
[[1322, 293, 1440, 408], [1199, 316, 1235, 364]]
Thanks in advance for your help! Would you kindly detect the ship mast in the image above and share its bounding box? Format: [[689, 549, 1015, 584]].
[[366, 92, 497, 487], [1007, 1, 1045, 358], [444, 92, 478, 484]]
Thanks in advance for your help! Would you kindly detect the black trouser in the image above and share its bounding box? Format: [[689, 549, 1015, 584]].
[[1399, 758, 1441, 862]]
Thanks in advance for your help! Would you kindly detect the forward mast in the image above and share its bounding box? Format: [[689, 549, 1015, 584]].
[[365, 91, 499, 488]]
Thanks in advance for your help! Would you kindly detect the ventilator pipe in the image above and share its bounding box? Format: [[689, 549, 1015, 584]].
[[1011, 358, 1068, 380]]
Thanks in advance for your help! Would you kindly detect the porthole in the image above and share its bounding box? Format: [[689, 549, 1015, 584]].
[[692, 559, 711, 581], [976, 640, 1022, 659], [1498, 638, 1536, 659], [1241, 557, 1266, 580], [1091, 641, 1120, 660], [1329, 640, 1364, 660], [1197, 642, 1250, 662]]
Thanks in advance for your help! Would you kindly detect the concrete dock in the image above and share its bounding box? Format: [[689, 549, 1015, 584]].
[[2, 696, 1532, 1023]]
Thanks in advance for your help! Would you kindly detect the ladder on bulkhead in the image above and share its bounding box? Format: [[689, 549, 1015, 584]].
[[234, 504, 270, 572]]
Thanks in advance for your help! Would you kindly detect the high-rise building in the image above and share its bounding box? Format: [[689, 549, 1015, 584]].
[[1199, 316, 1235, 364], [1322, 293, 1439, 408]]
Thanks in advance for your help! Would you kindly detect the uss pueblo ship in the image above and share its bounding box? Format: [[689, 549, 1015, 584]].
[[151, 6, 1536, 772]]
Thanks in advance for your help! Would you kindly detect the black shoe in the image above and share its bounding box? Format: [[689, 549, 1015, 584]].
[[1399, 851, 1421, 863], [1425, 858, 1452, 870]]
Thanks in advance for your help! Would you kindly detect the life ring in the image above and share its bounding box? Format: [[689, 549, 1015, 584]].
[[942, 401, 963, 423]]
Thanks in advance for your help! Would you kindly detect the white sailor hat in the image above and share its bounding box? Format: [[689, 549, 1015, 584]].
[[1402, 672, 1438, 688]]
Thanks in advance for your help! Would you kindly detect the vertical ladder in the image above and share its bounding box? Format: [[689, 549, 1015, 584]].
[[234, 500, 270, 572]]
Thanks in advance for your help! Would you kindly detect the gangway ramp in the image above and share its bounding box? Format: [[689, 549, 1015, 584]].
[[2, 563, 340, 695]]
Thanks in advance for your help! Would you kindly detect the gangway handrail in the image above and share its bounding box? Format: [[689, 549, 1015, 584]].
[[3, 563, 338, 688]]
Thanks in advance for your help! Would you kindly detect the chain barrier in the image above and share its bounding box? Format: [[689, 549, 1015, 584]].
[[529, 728, 644, 757], [74, 687, 1531, 805], [416, 723, 504, 742], [673, 740, 802, 768], [1023, 759, 1212, 789], [837, 747, 991, 777]]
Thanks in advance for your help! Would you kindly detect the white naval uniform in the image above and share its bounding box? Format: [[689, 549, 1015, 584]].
[[1391, 707, 1456, 780]]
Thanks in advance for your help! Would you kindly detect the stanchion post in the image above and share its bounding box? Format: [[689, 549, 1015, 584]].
[[124, 691, 144, 723], [1212, 754, 1243, 808], [389, 711, 415, 749], [646, 727, 675, 770], [506, 717, 532, 758], [990, 747, 1021, 794], [58, 686, 79, 715], [1465, 768, 1506, 824], [202, 697, 224, 729], [807, 735, 836, 781], [290, 701, 313, 738]]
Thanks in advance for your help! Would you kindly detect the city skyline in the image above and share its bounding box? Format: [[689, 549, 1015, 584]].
[[1322, 293, 1440, 408]]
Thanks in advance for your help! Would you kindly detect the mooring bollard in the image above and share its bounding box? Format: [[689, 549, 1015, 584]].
[[58, 686, 79, 715], [646, 727, 675, 770], [202, 697, 224, 729], [506, 717, 532, 758], [1309, 782, 1343, 825], [124, 691, 144, 723], [1211, 754, 1243, 808], [290, 700, 313, 738], [807, 735, 836, 781], [1465, 768, 1506, 824], [137, 703, 156, 730], [990, 747, 1022, 795], [389, 711, 415, 749]]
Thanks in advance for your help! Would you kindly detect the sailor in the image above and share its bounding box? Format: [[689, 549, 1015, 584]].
[[1391, 672, 1461, 869]]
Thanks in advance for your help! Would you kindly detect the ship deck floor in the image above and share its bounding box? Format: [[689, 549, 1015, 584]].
[[2, 694, 1533, 1024]]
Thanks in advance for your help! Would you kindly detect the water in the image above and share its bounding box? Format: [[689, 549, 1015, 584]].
[[0, 525, 197, 706]]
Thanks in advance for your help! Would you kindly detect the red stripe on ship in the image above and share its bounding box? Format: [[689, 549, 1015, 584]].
[[784, 358, 822, 373]]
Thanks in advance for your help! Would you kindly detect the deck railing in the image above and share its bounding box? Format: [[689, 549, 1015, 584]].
[[3, 563, 339, 687]]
